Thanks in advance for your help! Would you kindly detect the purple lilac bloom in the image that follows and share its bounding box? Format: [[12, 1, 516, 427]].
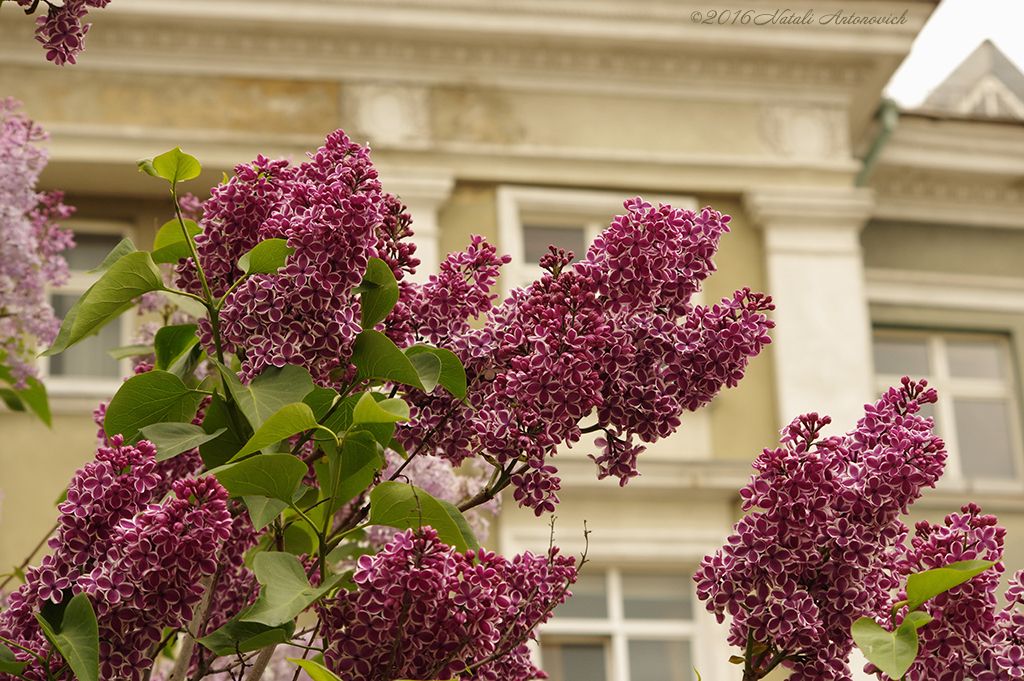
[[318, 527, 576, 681], [23, 0, 111, 66], [695, 378, 946, 681], [0, 98, 74, 387], [398, 199, 774, 513]]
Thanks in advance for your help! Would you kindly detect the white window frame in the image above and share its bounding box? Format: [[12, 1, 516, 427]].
[[496, 186, 699, 297], [873, 327, 1024, 494], [41, 219, 137, 404], [540, 566, 699, 681]]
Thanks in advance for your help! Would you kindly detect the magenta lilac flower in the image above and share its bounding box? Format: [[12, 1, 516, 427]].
[[695, 378, 946, 681], [319, 527, 576, 681]]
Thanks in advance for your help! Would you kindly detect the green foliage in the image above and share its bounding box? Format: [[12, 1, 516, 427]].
[[211, 453, 309, 503], [349, 330, 425, 390], [237, 239, 293, 276], [197, 617, 296, 656], [0, 642, 29, 675], [103, 370, 204, 442], [150, 219, 201, 265], [230, 402, 336, 462], [314, 432, 382, 522], [41, 251, 166, 358], [86, 238, 136, 274], [138, 422, 226, 462], [352, 391, 410, 425], [215, 361, 315, 431], [242, 495, 290, 532], [199, 392, 250, 469], [368, 481, 475, 553], [34, 593, 99, 681], [851, 618, 918, 680], [153, 324, 200, 371], [357, 257, 400, 329], [137, 147, 201, 191], [287, 658, 346, 681], [0, 363, 51, 426], [405, 345, 467, 399], [240, 553, 343, 627], [853, 559, 1000, 679]]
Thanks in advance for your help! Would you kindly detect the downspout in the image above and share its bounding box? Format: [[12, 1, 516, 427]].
[[856, 98, 900, 187]]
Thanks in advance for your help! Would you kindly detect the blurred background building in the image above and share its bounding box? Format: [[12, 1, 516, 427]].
[[3, 1, 1024, 679]]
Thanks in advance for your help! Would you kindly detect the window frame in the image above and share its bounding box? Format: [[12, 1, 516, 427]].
[[496, 185, 699, 297], [539, 566, 699, 681], [871, 303, 1024, 495], [40, 219, 138, 404]]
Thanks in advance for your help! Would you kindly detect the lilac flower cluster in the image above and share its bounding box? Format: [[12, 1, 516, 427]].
[[13, 0, 111, 66], [177, 133, 410, 384], [319, 527, 576, 681], [398, 199, 774, 513], [0, 437, 232, 681], [0, 98, 74, 387], [694, 378, 946, 681]]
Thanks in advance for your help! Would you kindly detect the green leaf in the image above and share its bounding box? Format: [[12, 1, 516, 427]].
[[349, 330, 424, 389], [906, 559, 1000, 612], [282, 522, 316, 557], [286, 658, 345, 681], [230, 402, 335, 462], [103, 370, 204, 441], [212, 453, 309, 503], [352, 392, 409, 425], [407, 351, 442, 393], [405, 346, 467, 399], [359, 257, 400, 329], [0, 642, 28, 675], [368, 481, 471, 553], [139, 422, 226, 462], [241, 553, 343, 627], [313, 391, 394, 445], [437, 498, 480, 552], [34, 592, 99, 681], [315, 432, 381, 521], [903, 610, 934, 630], [196, 616, 296, 656], [243, 496, 290, 532], [86, 237, 137, 274], [41, 251, 166, 357], [151, 219, 201, 265], [107, 344, 154, 360], [0, 389, 23, 412], [136, 157, 160, 178], [851, 616, 918, 680], [303, 386, 341, 422], [215, 361, 315, 431], [0, 363, 51, 426], [150, 146, 201, 187], [238, 239, 293, 276], [199, 392, 251, 469], [153, 324, 200, 371]]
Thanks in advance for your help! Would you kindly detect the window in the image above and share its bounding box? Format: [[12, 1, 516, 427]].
[[42, 221, 135, 398], [540, 568, 696, 681], [496, 186, 698, 295], [872, 328, 1024, 491]]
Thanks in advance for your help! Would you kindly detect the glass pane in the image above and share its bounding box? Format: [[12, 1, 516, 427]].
[[622, 573, 692, 620], [554, 572, 606, 619], [48, 294, 121, 378], [947, 340, 1007, 380], [64, 233, 125, 272], [872, 337, 930, 376], [628, 639, 692, 681], [541, 641, 608, 681], [954, 398, 1018, 478], [523, 225, 586, 264]]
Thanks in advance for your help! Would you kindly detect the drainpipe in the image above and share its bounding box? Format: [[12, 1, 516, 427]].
[[856, 98, 900, 187]]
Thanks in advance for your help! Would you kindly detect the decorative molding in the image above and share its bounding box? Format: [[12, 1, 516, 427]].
[[865, 268, 1024, 313], [760, 104, 849, 161], [743, 186, 875, 255], [345, 84, 430, 147]]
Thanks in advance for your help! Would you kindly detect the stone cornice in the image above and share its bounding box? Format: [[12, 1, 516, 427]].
[[871, 168, 1024, 229]]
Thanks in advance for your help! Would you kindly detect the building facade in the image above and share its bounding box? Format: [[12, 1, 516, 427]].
[[4, 2, 1024, 680]]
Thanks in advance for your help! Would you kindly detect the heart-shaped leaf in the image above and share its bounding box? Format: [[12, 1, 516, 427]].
[[851, 617, 918, 680], [241, 553, 343, 627], [211, 453, 308, 503], [103, 370, 204, 441], [34, 592, 99, 681]]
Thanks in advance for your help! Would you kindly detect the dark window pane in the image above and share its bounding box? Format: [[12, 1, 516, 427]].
[[622, 573, 692, 620], [955, 398, 1017, 478], [628, 639, 692, 681], [947, 340, 1006, 380], [48, 294, 121, 378], [64, 233, 125, 272], [553, 572, 606, 619], [523, 225, 586, 264], [541, 641, 608, 681], [873, 337, 930, 376]]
